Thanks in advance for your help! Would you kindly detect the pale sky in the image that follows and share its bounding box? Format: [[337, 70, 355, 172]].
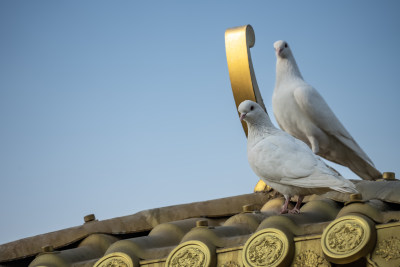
[[1, 1, 399, 244]]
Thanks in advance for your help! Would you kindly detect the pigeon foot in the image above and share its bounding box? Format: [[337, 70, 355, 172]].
[[288, 207, 301, 214], [280, 208, 289, 214]]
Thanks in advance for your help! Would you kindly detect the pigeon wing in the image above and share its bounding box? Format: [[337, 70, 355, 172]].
[[280, 156, 355, 192], [293, 84, 373, 165], [249, 134, 316, 181]]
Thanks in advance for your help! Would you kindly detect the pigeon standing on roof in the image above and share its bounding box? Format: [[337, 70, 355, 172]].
[[272, 40, 381, 180], [238, 100, 357, 214]]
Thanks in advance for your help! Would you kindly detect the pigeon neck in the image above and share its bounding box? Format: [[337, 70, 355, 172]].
[[276, 55, 303, 85], [246, 116, 277, 143]]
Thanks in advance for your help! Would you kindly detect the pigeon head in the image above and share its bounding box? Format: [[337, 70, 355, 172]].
[[238, 100, 267, 124], [274, 40, 291, 58]]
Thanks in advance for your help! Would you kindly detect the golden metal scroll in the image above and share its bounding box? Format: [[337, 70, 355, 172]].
[[225, 24, 268, 192], [225, 24, 266, 136]]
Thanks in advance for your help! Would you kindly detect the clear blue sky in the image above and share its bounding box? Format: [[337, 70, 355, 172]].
[[1, 1, 399, 244]]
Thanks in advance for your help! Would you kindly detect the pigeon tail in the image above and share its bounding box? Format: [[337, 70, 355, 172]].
[[346, 156, 382, 181], [330, 185, 358, 194], [319, 140, 382, 181]]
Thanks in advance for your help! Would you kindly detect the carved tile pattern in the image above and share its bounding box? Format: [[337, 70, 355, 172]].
[[247, 235, 283, 265], [375, 236, 400, 261], [101, 258, 129, 267], [170, 247, 206, 267], [219, 261, 241, 267], [327, 221, 364, 253], [293, 250, 330, 267]]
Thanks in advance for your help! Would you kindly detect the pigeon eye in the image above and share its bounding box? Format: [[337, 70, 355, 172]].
[[284, 43, 288, 48], [250, 105, 254, 111]]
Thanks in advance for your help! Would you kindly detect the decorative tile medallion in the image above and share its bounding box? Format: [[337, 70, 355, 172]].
[[166, 241, 214, 267], [94, 252, 134, 267], [242, 228, 293, 267], [326, 221, 364, 253], [321, 214, 376, 264], [170, 247, 205, 267]]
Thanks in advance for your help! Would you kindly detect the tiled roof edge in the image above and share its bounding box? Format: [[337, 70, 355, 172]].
[[0, 192, 273, 263]]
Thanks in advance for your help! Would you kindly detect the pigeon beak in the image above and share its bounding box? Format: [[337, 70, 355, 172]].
[[277, 47, 283, 55], [240, 113, 246, 121]]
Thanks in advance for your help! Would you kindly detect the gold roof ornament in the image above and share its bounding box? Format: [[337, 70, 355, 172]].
[[225, 24, 269, 191], [225, 24, 266, 137], [253, 179, 272, 193]]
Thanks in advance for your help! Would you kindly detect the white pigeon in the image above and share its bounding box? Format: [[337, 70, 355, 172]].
[[272, 40, 381, 180], [238, 100, 357, 214]]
